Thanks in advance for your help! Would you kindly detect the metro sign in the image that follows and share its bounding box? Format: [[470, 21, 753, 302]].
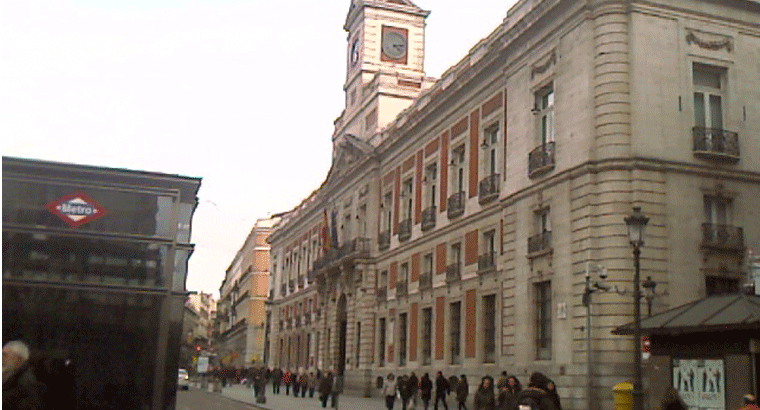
[[45, 192, 107, 228]]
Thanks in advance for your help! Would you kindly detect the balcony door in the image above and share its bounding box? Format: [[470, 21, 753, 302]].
[[693, 64, 725, 133]]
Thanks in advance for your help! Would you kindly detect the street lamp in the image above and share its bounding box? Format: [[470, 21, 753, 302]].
[[624, 206, 649, 410]]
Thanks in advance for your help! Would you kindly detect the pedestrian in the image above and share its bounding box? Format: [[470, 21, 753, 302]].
[[408, 372, 419, 410], [294, 372, 301, 397], [546, 380, 561, 410], [318, 372, 333, 408], [659, 386, 688, 410], [420, 373, 433, 410], [738, 394, 760, 410], [515, 372, 556, 410], [331, 372, 342, 408], [301, 372, 308, 398], [434, 371, 450, 410], [273, 368, 282, 394], [496, 372, 508, 391], [308, 372, 316, 398], [399, 375, 412, 410], [497, 376, 521, 410], [2, 340, 46, 410], [473, 376, 495, 410], [383, 373, 397, 410], [455, 375, 469, 410]]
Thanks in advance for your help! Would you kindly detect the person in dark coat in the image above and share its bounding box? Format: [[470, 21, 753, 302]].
[[420, 373, 433, 410], [284, 370, 292, 395], [272, 368, 282, 394], [659, 386, 688, 410], [318, 372, 333, 408], [399, 375, 412, 410], [546, 380, 561, 410], [408, 372, 419, 410], [497, 376, 521, 410], [300, 372, 308, 398], [434, 371, 450, 410], [496, 372, 508, 392], [2, 341, 45, 410], [473, 376, 496, 410], [293, 372, 301, 397], [455, 375, 469, 410], [515, 372, 556, 410]]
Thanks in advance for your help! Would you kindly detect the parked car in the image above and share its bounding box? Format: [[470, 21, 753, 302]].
[[178, 368, 190, 390]]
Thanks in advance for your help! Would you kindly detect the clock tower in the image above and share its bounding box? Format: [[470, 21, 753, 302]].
[[333, 0, 434, 150]]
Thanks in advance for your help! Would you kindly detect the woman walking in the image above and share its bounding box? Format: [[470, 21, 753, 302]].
[[473, 376, 496, 410], [383, 373, 398, 410], [455, 375, 469, 410]]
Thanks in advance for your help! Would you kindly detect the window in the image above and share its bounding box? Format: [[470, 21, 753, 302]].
[[402, 178, 413, 221], [705, 276, 740, 296], [358, 205, 367, 237], [450, 301, 461, 364], [483, 124, 499, 176], [315, 332, 321, 367], [343, 212, 352, 242], [535, 281, 552, 360], [451, 243, 462, 267], [379, 270, 388, 288], [400, 263, 409, 284], [693, 64, 725, 132], [378, 318, 386, 366], [422, 307, 432, 365], [425, 163, 438, 208], [356, 322, 361, 367], [399, 313, 408, 366], [424, 253, 433, 275], [704, 196, 732, 226], [483, 294, 496, 363], [451, 146, 466, 194], [529, 207, 552, 254], [535, 85, 554, 144], [484, 230, 495, 256], [382, 192, 393, 232]]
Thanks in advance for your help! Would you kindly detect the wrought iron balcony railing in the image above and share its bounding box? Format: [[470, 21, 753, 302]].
[[693, 127, 740, 162], [421, 206, 437, 231], [395, 281, 407, 298], [446, 264, 461, 284], [376, 287, 387, 304], [701, 223, 744, 251], [477, 252, 496, 273], [398, 218, 412, 242], [478, 174, 500, 204], [528, 230, 552, 255], [379, 230, 391, 250], [418, 272, 432, 291], [447, 191, 465, 219], [528, 141, 555, 178]]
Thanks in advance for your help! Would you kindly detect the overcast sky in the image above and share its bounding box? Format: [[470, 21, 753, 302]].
[[2, 0, 519, 297]]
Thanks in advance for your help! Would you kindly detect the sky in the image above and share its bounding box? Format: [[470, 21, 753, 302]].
[[2, 0, 519, 297]]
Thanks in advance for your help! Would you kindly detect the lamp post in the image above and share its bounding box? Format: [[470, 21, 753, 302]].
[[624, 206, 649, 410]]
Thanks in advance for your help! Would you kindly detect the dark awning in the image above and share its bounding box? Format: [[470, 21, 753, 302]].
[[612, 293, 760, 336]]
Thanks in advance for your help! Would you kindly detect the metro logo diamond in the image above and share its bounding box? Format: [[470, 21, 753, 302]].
[[45, 192, 107, 228]]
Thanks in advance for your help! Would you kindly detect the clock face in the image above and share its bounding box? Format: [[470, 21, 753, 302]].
[[350, 39, 360, 65], [381, 31, 407, 60]]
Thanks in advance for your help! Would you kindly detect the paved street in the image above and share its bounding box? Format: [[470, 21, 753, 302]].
[[220, 383, 390, 410], [176, 386, 258, 410]]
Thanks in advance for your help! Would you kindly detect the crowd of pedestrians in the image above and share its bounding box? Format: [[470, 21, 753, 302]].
[[379, 369, 560, 410]]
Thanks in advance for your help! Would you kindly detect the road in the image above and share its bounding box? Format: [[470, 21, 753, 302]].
[[176, 387, 258, 410]]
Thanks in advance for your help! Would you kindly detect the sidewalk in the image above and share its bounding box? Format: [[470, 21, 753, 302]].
[[219, 383, 390, 410]]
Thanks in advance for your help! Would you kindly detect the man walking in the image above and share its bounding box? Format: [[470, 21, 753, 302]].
[[434, 371, 450, 410]]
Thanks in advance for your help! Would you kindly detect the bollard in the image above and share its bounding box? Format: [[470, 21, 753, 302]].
[[613, 382, 633, 410]]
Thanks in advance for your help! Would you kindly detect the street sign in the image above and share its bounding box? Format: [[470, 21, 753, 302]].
[[197, 356, 209, 374]]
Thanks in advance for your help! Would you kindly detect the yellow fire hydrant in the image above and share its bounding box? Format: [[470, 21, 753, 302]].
[[613, 382, 633, 410]]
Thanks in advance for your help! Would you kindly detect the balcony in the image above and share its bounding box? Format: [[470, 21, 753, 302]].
[[528, 141, 555, 178], [398, 218, 412, 242], [421, 206, 437, 231], [308, 238, 371, 281], [528, 231, 552, 256], [376, 287, 387, 304], [478, 174, 500, 204], [693, 127, 740, 162], [419, 272, 432, 291], [379, 230, 391, 251], [477, 252, 496, 274], [395, 281, 408, 298], [447, 191, 465, 219], [701, 223, 744, 252], [446, 264, 461, 284]]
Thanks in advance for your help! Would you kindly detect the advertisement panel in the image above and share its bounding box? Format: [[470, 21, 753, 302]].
[[673, 358, 724, 410]]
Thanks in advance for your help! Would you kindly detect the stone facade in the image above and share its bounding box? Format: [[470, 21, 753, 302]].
[[218, 217, 278, 367], [265, 0, 760, 408]]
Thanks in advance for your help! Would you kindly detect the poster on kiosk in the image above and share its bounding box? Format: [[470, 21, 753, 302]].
[[672, 358, 725, 410]]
